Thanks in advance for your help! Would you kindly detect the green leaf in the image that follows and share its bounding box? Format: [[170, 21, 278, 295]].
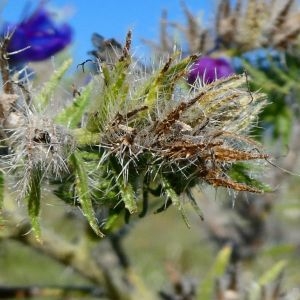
[[197, 245, 232, 300], [258, 260, 287, 286], [116, 176, 138, 214], [229, 163, 272, 193], [55, 81, 93, 128], [211, 245, 232, 275], [70, 152, 104, 237], [110, 61, 129, 101], [248, 260, 287, 300], [86, 61, 129, 133], [35, 58, 72, 111], [161, 176, 190, 227], [186, 189, 204, 220], [263, 244, 295, 257], [101, 63, 111, 86], [142, 54, 196, 111], [26, 168, 42, 241], [103, 213, 119, 231]]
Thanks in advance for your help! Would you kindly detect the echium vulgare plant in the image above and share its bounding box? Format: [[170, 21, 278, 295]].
[[0, 30, 269, 239]]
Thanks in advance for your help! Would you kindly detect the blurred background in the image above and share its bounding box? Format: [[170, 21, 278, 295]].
[[1, 0, 213, 63]]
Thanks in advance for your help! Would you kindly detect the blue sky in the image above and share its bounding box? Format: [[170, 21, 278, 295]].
[[1, 0, 214, 63]]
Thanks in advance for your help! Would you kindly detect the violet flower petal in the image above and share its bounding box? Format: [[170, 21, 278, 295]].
[[188, 56, 235, 84], [3, 5, 72, 64]]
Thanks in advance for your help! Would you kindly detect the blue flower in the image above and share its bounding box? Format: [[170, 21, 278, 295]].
[[188, 56, 235, 84], [2, 5, 72, 65]]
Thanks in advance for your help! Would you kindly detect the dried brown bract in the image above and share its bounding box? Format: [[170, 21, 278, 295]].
[[100, 74, 268, 194]]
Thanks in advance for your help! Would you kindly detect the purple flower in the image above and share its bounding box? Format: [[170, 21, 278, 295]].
[[188, 56, 235, 84], [3, 5, 72, 65]]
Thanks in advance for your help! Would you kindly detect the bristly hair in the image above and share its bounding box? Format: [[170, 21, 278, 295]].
[[0, 30, 269, 235], [99, 72, 268, 195]]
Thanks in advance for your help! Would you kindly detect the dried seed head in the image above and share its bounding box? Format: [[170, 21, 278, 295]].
[[2, 111, 75, 200], [99, 72, 268, 194]]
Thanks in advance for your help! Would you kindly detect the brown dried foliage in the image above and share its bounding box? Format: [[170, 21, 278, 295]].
[[100, 74, 268, 194]]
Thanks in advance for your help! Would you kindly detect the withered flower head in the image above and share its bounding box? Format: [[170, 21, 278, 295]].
[[99, 71, 268, 197]]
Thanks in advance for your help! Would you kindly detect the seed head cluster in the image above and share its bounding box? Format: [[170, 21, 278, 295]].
[[99, 73, 268, 195]]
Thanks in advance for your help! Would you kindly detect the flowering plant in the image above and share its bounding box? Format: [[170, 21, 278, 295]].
[[0, 32, 268, 240]]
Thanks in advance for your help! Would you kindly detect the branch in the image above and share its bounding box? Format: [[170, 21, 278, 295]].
[[0, 204, 155, 300], [1, 208, 106, 285]]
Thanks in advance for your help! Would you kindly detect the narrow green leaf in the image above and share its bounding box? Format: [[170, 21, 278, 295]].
[[258, 260, 287, 286], [55, 81, 93, 128], [161, 176, 179, 205], [26, 168, 42, 240], [101, 63, 111, 86], [229, 163, 272, 193], [263, 244, 295, 257], [86, 61, 129, 133], [143, 54, 196, 111], [248, 260, 287, 300], [110, 61, 129, 101], [186, 190, 204, 221], [198, 245, 232, 300], [116, 177, 138, 214], [103, 213, 119, 231], [70, 152, 104, 237], [211, 245, 232, 276], [35, 58, 72, 111], [161, 176, 190, 227]]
